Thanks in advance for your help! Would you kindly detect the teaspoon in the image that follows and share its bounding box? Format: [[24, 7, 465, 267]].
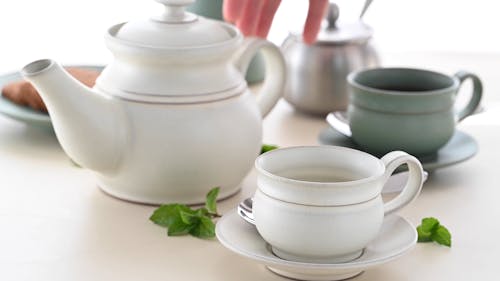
[[359, 0, 374, 19]]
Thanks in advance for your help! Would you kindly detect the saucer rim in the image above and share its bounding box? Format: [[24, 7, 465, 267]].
[[216, 210, 417, 271], [0, 95, 51, 124]]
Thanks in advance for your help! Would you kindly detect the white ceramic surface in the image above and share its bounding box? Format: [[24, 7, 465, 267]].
[[253, 146, 423, 263], [216, 210, 417, 281], [20, 0, 286, 204]]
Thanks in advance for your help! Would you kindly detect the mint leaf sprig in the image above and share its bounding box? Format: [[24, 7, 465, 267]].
[[150, 187, 221, 239], [261, 144, 278, 154], [150, 145, 277, 238], [417, 217, 452, 247]]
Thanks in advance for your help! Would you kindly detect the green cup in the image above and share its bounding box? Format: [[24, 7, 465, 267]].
[[347, 68, 483, 156], [188, 0, 265, 84]]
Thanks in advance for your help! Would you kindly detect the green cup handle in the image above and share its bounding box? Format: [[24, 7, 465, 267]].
[[454, 71, 483, 122]]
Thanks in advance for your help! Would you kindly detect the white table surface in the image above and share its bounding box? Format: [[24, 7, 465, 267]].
[[0, 52, 499, 281]]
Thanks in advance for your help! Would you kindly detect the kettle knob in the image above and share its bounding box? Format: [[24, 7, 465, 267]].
[[326, 3, 340, 29], [154, 0, 197, 23]]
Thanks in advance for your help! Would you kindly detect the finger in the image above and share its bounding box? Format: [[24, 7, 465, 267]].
[[303, 0, 328, 44], [256, 0, 281, 38], [237, 0, 265, 36], [223, 0, 244, 23]]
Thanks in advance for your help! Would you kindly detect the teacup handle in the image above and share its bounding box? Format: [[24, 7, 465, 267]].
[[454, 71, 483, 121], [234, 38, 286, 117], [381, 151, 424, 215]]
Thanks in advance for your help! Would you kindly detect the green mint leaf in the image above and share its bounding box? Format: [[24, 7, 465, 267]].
[[167, 219, 193, 236], [189, 216, 216, 239], [150, 189, 220, 239], [431, 225, 452, 247], [198, 208, 209, 216], [176, 204, 195, 214], [205, 187, 220, 214], [417, 226, 432, 242], [417, 217, 440, 242], [180, 210, 200, 225], [421, 217, 440, 233], [150, 204, 184, 227], [416, 217, 452, 247], [261, 144, 278, 154]]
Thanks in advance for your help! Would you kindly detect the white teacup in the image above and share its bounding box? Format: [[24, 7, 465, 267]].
[[253, 146, 424, 263]]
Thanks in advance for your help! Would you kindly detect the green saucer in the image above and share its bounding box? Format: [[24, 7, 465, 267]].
[[318, 127, 478, 171]]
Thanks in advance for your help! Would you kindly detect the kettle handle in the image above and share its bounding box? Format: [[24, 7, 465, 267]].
[[234, 38, 286, 117]]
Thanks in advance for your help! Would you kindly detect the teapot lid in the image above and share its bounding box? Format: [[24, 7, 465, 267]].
[[110, 0, 236, 48], [315, 3, 373, 45]]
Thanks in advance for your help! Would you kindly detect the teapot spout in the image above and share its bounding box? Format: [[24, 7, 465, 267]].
[[22, 59, 125, 173]]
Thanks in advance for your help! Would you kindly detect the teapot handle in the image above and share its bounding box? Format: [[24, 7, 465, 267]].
[[234, 38, 286, 117]]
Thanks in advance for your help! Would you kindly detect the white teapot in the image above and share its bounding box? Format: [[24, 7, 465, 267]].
[[22, 0, 286, 204]]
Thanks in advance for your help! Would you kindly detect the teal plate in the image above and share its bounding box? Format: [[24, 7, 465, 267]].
[[318, 127, 478, 172], [0, 65, 104, 131]]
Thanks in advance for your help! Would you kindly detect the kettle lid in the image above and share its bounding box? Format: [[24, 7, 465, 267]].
[[109, 0, 236, 48], [316, 3, 373, 45]]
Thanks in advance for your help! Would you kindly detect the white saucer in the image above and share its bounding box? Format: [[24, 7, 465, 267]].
[[216, 210, 417, 281]]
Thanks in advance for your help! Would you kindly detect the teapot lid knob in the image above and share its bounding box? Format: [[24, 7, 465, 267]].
[[154, 0, 197, 23], [326, 3, 340, 29]]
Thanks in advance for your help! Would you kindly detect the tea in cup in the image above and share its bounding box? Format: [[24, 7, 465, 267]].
[[253, 146, 424, 263], [347, 67, 482, 156]]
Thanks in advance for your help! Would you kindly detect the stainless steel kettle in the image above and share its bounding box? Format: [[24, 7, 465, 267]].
[[282, 3, 379, 116]]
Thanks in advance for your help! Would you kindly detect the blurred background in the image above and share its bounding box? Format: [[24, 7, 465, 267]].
[[0, 0, 498, 72], [274, 0, 499, 54]]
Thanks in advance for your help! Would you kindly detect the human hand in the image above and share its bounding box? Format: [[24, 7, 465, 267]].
[[223, 0, 329, 44]]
